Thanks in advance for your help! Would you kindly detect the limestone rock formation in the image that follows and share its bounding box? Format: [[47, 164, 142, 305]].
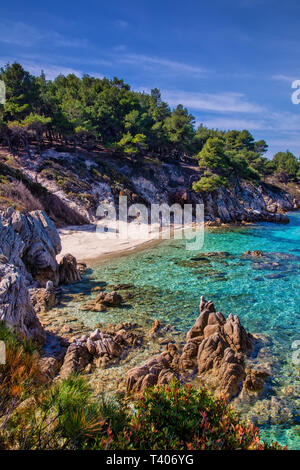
[[0, 207, 61, 286], [0, 208, 63, 342], [0, 262, 45, 342]]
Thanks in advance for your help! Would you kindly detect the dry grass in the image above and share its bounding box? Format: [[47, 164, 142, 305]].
[[0, 181, 43, 212]]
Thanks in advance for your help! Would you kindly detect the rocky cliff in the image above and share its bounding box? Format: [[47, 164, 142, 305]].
[[0, 208, 81, 342], [1, 149, 298, 226]]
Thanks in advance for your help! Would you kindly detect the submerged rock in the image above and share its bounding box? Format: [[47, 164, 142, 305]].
[[243, 367, 270, 393], [95, 290, 123, 307]]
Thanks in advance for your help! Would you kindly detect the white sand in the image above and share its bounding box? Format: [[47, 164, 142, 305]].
[[57, 220, 183, 265]]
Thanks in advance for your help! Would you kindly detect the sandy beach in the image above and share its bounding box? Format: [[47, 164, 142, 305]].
[[58, 221, 174, 265], [57, 220, 200, 266]]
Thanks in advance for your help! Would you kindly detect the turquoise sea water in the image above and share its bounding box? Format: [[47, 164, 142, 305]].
[[70, 212, 300, 449]]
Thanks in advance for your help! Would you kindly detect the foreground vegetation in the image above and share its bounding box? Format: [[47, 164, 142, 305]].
[[0, 323, 284, 450], [0, 62, 299, 194]]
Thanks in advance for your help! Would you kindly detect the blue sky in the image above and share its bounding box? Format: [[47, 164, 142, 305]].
[[1, 0, 300, 157]]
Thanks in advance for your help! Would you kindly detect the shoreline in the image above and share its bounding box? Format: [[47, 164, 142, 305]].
[[57, 221, 204, 266], [57, 212, 297, 267]]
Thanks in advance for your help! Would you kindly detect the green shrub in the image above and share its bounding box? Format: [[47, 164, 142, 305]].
[[193, 174, 228, 192], [0, 323, 284, 450], [0, 322, 40, 404], [96, 381, 285, 450]]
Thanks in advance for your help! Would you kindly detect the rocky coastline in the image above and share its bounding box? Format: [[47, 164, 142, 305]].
[[0, 207, 275, 406], [1, 148, 299, 227]]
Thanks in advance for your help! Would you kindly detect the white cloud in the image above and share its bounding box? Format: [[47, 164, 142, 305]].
[[114, 19, 130, 29], [160, 90, 264, 113], [0, 19, 90, 49], [271, 74, 298, 83], [196, 117, 265, 131], [0, 20, 42, 47], [24, 63, 82, 80], [48, 32, 90, 48], [198, 111, 300, 133], [0, 58, 82, 80], [120, 54, 208, 76]]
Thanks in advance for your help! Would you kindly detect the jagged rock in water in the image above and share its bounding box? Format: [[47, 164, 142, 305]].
[[126, 296, 256, 400], [59, 340, 92, 378], [180, 297, 253, 399], [95, 290, 123, 307], [126, 343, 180, 393], [59, 253, 81, 285]]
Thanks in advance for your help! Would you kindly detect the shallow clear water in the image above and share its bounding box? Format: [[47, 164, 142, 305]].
[[67, 212, 300, 449]]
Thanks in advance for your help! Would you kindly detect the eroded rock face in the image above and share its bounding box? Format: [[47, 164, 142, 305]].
[[199, 180, 292, 224], [0, 263, 45, 343], [59, 253, 81, 285], [0, 208, 63, 342], [126, 296, 258, 400], [0, 208, 61, 286]]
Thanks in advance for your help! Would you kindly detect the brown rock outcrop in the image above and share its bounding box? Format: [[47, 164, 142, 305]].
[[59, 323, 141, 377], [179, 297, 253, 399], [30, 286, 57, 313], [95, 290, 123, 307], [243, 367, 270, 393], [126, 342, 180, 393], [59, 253, 81, 285], [126, 296, 256, 400], [59, 340, 92, 378]]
